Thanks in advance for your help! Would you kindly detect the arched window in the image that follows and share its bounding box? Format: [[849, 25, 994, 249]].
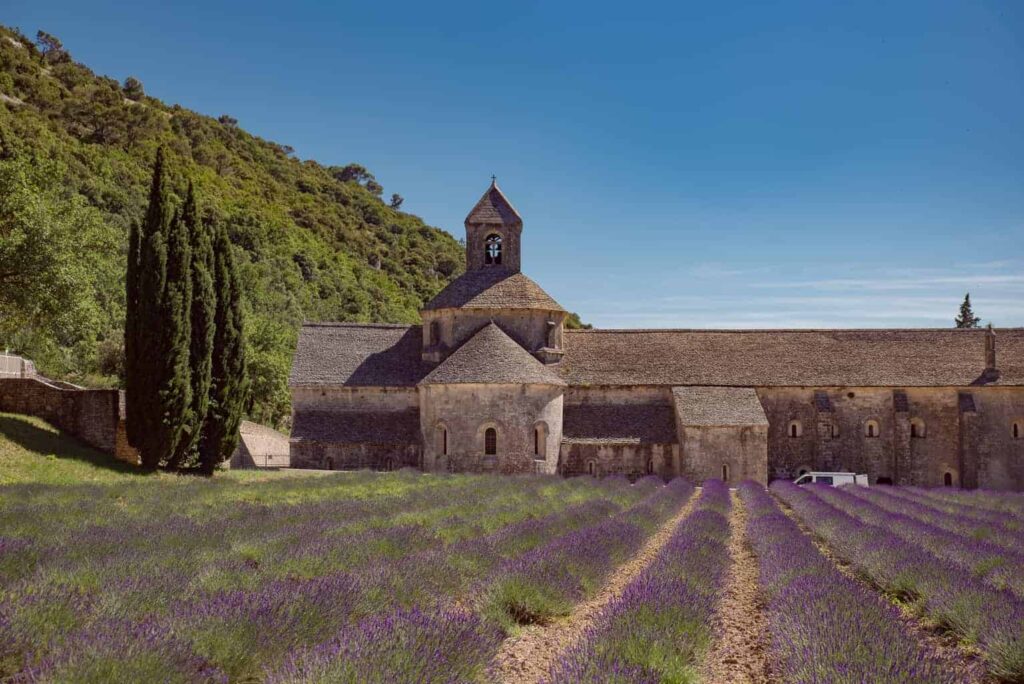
[[587, 460, 597, 477], [944, 472, 953, 487], [831, 423, 840, 439], [484, 427, 497, 455], [428, 320, 441, 347], [721, 464, 730, 482], [325, 456, 334, 470], [533, 422, 547, 459], [1013, 421, 1022, 440], [646, 459, 654, 475], [788, 420, 802, 438], [865, 420, 879, 438], [910, 417, 926, 439], [484, 234, 502, 265]]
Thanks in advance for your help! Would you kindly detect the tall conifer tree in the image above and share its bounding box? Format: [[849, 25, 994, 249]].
[[199, 219, 248, 474], [128, 147, 172, 467], [160, 205, 193, 465]]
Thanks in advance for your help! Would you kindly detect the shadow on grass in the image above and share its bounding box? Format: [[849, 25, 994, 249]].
[[0, 414, 142, 477]]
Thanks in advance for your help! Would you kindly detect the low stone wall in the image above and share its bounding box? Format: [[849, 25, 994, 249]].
[[0, 377, 123, 456], [291, 440, 420, 471]]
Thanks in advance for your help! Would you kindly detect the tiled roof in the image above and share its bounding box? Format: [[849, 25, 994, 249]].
[[420, 323, 566, 386], [465, 181, 522, 225], [238, 420, 290, 457], [291, 409, 420, 444], [562, 403, 677, 444], [289, 323, 428, 387], [672, 386, 769, 427], [561, 328, 1024, 387], [422, 268, 564, 312]]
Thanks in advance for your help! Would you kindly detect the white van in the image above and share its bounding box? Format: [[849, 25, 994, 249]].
[[793, 472, 869, 487]]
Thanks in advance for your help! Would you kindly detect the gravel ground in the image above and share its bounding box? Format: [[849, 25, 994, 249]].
[[701, 491, 778, 684]]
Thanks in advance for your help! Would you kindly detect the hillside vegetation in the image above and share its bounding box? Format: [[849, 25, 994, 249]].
[[0, 26, 465, 428]]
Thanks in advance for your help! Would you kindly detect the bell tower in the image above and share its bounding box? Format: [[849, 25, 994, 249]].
[[464, 178, 522, 273]]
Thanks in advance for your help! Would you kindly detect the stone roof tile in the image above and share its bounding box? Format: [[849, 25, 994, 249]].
[[291, 409, 420, 444], [420, 323, 566, 386], [465, 181, 522, 225], [561, 328, 1024, 387], [289, 323, 428, 387], [422, 268, 564, 312], [672, 386, 769, 427], [562, 403, 677, 444]]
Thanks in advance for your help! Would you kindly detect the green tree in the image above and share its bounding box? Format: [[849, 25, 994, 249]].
[[0, 156, 113, 344], [955, 293, 981, 329], [160, 203, 194, 466], [170, 182, 215, 468], [123, 76, 144, 100], [35, 31, 68, 64], [199, 219, 248, 474], [389, 193, 404, 209]]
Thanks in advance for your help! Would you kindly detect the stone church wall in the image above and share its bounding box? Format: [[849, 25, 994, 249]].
[[679, 425, 768, 485], [419, 383, 563, 474], [967, 388, 1024, 491], [559, 442, 674, 480], [423, 309, 564, 359], [291, 441, 420, 471]]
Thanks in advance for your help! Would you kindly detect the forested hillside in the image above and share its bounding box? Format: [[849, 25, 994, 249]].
[[0, 26, 465, 428]]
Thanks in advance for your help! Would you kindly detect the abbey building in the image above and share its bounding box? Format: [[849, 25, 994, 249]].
[[288, 182, 1024, 490]]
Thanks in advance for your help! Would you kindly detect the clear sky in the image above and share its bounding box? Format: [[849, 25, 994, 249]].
[[7, 0, 1024, 328]]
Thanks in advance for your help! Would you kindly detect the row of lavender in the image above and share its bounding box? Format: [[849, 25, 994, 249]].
[[741, 482, 955, 683], [837, 485, 1024, 598], [3, 475, 693, 682], [268, 477, 696, 683], [545, 479, 731, 683], [773, 481, 1024, 682], [0, 474, 652, 681]]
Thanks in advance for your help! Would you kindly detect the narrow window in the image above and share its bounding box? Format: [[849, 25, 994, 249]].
[[646, 459, 654, 475], [944, 472, 953, 487], [428, 321, 440, 346], [484, 427, 497, 455], [384, 457, 395, 472], [534, 428, 541, 456], [865, 420, 879, 438], [325, 456, 334, 470], [442, 427, 448, 455], [484, 234, 502, 265], [722, 464, 729, 482], [911, 418, 926, 439], [788, 420, 801, 438], [587, 460, 596, 476], [831, 424, 840, 438], [1013, 421, 1021, 440]]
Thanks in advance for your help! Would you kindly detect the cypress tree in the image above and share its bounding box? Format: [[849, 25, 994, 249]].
[[160, 206, 193, 466], [199, 219, 248, 474], [955, 293, 981, 329], [169, 182, 215, 468], [128, 147, 172, 467]]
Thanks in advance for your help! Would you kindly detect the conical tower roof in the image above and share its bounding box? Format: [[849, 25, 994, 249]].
[[465, 180, 522, 226], [419, 323, 566, 386]]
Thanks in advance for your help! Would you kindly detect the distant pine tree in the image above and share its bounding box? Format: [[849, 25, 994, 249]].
[[128, 147, 172, 467], [955, 293, 982, 329], [199, 219, 248, 474], [170, 182, 215, 468]]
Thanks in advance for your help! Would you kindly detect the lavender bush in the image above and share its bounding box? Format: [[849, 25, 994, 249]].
[[774, 481, 1024, 682], [545, 479, 727, 683], [742, 482, 954, 684]]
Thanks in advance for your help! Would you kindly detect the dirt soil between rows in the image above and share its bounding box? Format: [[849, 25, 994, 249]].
[[486, 493, 699, 684], [701, 491, 778, 684]]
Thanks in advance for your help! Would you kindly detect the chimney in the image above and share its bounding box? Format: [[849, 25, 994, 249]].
[[985, 324, 997, 373]]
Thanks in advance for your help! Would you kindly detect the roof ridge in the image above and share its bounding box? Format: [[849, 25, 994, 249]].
[[565, 327, 1021, 334], [300, 322, 417, 329]]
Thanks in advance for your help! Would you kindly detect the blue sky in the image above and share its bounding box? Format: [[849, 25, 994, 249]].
[[8, 0, 1024, 327]]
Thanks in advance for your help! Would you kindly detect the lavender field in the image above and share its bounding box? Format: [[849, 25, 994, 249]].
[[1, 427, 1022, 684]]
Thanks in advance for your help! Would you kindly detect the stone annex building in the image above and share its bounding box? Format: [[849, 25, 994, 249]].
[[289, 182, 1024, 490]]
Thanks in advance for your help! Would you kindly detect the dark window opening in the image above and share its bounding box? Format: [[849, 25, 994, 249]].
[[789, 422, 799, 438], [646, 459, 654, 475], [1014, 422, 1021, 439], [722, 464, 729, 482], [876, 476, 893, 485], [429, 321, 440, 346], [484, 234, 502, 265], [534, 428, 540, 456], [442, 427, 448, 456], [325, 457, 334, 470], [587, 460, 596, 476], [817, 475, 834, 485], [383, 457, 394, 472], [944, 472, 953, 487], [484, 427, 497, 455]]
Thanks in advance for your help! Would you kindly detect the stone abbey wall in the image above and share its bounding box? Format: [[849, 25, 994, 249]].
[[0, 377, 122, 455]]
